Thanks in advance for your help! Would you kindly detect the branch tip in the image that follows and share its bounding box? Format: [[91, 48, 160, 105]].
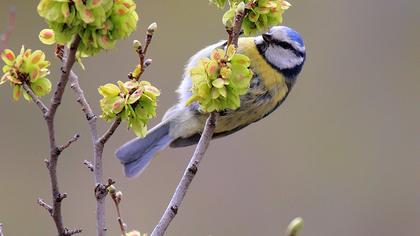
[[64, 228, 83, 236], [58, 133, 80, 152], [37, 198, 53, 216], [83, 160, 94, 172]]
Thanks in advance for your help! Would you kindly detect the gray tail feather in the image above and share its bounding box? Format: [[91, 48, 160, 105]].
[[115, 121, 174, 177]]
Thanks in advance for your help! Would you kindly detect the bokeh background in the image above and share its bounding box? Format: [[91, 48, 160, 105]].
[[0, 0, 419, 235]]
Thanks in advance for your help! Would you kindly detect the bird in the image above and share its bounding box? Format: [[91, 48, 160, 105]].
[[116, 25, 306, 177]]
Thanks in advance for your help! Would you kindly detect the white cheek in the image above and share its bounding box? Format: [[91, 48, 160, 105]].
[[265, 46, 304, 69]]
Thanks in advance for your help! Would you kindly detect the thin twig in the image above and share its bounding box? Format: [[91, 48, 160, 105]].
[[84, 160, 94, 172], [58, 134, 80, 152], [22, 82, 49, 115], [46, 36, 81, 120], [98, 118, 122, 145], [230, 8, 246, 47], [0, 6, 16, 52], [69, 71, 109, 236], [150, 112, 219, 236], [69, 67, 120, 236], [22, 36, 82, 236], [68, 23, 159, 235], [37, 198, 53, 216], [64, 229, 83, 236], [109, 183, 127, 236], [134, 23, 156, 80]]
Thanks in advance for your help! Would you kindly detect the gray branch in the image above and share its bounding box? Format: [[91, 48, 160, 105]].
[[44, 36, 81, 236], [0, 6, 16, 52], [22, 82, 49, 115], [0, 223, 4, 236], [150, 112, 219, 236], [25, 36, 82, 236], [150, 7, 245, 235], [98, 118, 122, 145], [69, 64, 121, 236]]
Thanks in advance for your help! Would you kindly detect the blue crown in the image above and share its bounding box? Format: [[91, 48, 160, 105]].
[[286, 28, 304, 47]]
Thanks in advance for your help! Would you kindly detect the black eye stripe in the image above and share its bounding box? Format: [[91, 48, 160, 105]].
[[277, 41, 294, 50], [271, 39, 305, 58], [272, 39, 294, 50]]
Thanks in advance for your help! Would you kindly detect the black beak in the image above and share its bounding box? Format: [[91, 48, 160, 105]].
[[262, 32, 273, 43]]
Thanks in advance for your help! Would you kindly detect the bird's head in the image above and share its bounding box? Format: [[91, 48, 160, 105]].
[[255, 26, 306, 80]]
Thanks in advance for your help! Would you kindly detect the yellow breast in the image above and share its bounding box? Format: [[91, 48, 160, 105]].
[[238, 37, 289, 106], [212, 38, 290, 134]]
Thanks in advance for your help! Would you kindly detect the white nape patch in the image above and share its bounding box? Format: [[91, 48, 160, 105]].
[[265, 45, 304, 70]]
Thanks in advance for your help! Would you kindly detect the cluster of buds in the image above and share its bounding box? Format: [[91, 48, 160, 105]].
[[98, 80, 160, 137], [1, 47, 51, 101], [106, 184, 123, 204], [99, 23, 159, 137], [212, 0, 291, 35], [187, 45, 253, 112], [38, 0, 138, 56]]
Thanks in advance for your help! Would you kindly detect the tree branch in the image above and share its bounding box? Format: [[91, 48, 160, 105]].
[[230, 8, 246, 47], [151, 7, 246, 235], [58, 134, 80, 152], [46, 36, 81, 121], [0, 6, 16, 52], [22, 82, 49, 115], [84, 160, 94, 172], [45, 36, 80, 236], [37, 198, 53, 216], [69, 67, 121, 236], [24, 36, 83, 236], [108, 183, 127, 236], [150, 112, 219, 236], [68, 71, 110, 235], [64, 229, 83, 236], [98, 118, 122, 145], [0, 223, 4, 236]]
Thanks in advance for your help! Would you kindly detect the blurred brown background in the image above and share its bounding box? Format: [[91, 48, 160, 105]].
[[0, 0, 419, 235]]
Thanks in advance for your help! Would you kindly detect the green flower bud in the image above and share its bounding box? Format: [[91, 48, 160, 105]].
[[38, 0, 139, 57], [236, 2, 246, 14], [107, 185, 117, 194], [133, 40, 142, 50], [187, 45, 253, 113], [115, 191, 123, 203], [241, 0, 291, 35], [99, 79, 160, 137], [1, 46, 52, 101], [286, 217, 304, 236], [39, 29, 56, 45], [147, 22, 157, 34]]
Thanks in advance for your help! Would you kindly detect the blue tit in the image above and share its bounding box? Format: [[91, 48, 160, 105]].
[[116, 25, 306, 177]]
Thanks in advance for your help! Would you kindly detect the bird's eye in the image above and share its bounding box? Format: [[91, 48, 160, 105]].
[[276, 41, 294, 51]]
